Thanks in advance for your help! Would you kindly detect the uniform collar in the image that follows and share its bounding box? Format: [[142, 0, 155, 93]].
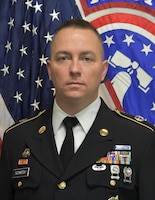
[[52, 97, 101, 134]]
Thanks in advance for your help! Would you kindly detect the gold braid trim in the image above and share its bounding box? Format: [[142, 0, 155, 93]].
[[114, 109, 154, 132], [5, 110, 46, 133]]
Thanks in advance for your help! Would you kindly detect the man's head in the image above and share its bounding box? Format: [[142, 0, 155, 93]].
[[47, 18, 108, 114], [51, 18, 104, 57]]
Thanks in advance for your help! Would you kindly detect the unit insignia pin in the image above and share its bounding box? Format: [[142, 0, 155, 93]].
[[134, 115, 144, 122], [108, 195, 119, 200], [22, 148, 30, 158]]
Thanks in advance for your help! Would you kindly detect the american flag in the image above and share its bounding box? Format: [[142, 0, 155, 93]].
[[0, 0, 82, 149], [77, 0, 155, 125]]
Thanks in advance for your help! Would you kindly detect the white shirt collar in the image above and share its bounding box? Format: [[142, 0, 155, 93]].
[[52, 97, 101, 135]]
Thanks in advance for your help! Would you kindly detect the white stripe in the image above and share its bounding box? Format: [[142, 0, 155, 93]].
[[84, 7, 155, 24], [76, 2, 155, 23], [76, 3, 155, 42], [97, 23, 155, 44], [0, 94, 15, 139]]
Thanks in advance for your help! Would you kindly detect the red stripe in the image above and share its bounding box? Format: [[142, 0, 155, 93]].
[[91, 13, 155, 35], [80, 0, 155, 17], [104, 79, 123, 111]]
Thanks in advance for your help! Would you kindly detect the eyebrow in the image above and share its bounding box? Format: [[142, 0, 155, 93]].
[[54, 51, 96, 56]]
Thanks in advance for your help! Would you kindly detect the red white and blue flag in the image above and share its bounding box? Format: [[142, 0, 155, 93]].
[[0, 0, 155, 151], [0, 0, 82, 150], [77, 0, 155, 125]]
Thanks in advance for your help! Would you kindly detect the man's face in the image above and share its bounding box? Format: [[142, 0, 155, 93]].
[[47, 27, 108, 106]]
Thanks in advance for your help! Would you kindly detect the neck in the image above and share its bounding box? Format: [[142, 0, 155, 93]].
[[55, 97, 98, 115]]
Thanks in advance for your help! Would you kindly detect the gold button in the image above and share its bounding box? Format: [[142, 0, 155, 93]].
[[100, 129, 109, 136], [58, 181, 66, 190], [18, 181, 23, 187], [38, 126, 46, 134], [110, 180, 116, 186]]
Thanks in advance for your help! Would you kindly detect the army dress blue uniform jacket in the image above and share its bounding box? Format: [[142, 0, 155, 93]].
[[0, 99, 155, 200]]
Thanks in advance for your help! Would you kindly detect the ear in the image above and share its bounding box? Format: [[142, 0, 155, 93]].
[[46, 59, 52, 81], [101, 60, 108, 81]]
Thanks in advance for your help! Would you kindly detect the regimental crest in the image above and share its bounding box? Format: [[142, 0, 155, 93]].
[[77, 0, 155, 125]]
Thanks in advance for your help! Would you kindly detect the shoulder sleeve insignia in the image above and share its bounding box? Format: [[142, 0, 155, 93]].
[[114, 109, 155, 132], [5, 110, 46, 133]]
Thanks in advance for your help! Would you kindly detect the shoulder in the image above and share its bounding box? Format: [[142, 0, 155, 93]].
[[5, 110, 46, 134], [114, 109, 155, 132]]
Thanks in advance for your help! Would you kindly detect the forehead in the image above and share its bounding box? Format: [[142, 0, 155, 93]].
[[51, 27, 103, 52]]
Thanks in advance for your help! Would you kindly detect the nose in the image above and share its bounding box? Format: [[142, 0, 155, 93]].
[[69, 59, 81, 75]]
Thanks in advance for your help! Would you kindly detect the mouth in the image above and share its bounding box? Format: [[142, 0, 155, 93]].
[[67, 82, 84, 86]]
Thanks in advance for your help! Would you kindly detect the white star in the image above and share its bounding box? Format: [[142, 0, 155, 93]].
[[103, 35, 115, 48], [14, 91, 23, 103], [16, 68, 25, 80], [151, 102, 155, 111], [22, 21, 31, 33], [51, 87, 56, 96], [8, 17, 14, 30], [39, 54, 48, 66], [144, 0, 153, 6], [20, 45, 28, 57], [32, 25, 38, 36], [5, 41, 12, 53], [25, 0, 33, 10], [141, 44, 153, 56], [90, 0, 99, 3], [1, 64, 9, 76], [12, 0, 17, 5], [33, 1, 43, 13], [31, 99, 40, 111], [44, 32, 53, 43], [49, 9, 60, 21], [123, 34, 135, 46], [35, 76, 43, 88]]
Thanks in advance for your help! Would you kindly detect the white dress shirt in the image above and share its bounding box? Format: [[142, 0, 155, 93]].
[[52, 97, 101, 154]]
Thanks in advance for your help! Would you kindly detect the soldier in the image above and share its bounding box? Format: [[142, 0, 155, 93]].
[[0, 18, 155, 200]]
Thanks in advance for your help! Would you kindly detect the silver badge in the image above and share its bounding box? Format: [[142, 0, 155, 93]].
[[92, 164, 106, 171], [123, 167, 132, 183], [110, 165, 120, 180]]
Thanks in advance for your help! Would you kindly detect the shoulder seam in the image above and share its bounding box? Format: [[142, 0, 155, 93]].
[[115, 109, 154, 132], [5, 110, 46, 133]]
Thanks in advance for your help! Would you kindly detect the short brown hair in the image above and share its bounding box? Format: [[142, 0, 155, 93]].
[[55, 18, 102, 42]]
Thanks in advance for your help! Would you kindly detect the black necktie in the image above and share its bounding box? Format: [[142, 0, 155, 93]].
[[60, 117, 78, 169]]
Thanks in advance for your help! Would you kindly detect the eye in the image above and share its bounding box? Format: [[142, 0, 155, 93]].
[[57, 56, 69, 61], [81, 56, 94, 62], [84, 57, 90, 61], [56, 55, 71, 63]]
